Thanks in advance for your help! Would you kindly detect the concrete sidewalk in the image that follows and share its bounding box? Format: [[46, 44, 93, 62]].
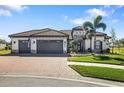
[[68, 62, 124, 69]]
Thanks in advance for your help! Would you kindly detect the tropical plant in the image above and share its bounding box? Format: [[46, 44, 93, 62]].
[[69, 40, 78, 53], [120, 38, 124, 47], [0, 39, 7, 44], [85, 29, 94, 52], [82, 15, 106, 53], [110, 28, 116, 53]]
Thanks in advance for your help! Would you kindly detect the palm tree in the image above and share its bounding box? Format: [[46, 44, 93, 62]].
[[82, 15, 107, 53], [85, 30, 94, 52]]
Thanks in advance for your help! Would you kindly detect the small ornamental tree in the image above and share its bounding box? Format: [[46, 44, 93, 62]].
[[110, 28, 116, 54]]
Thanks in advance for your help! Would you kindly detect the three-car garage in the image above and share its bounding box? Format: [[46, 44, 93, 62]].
[[18, 39, 64, 54], [10, 28, 68, 54]]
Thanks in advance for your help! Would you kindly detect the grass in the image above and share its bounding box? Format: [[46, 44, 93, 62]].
[[69, 65, 124, 82], [0, 50, 11, 55], [68, 54, 124, 65], [110, 48, 124, 54], [68, 48, 124, 65]]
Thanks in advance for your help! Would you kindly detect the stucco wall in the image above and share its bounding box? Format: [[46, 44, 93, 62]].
[[72, 30, 109, 51], [85, 36, 109, 51]]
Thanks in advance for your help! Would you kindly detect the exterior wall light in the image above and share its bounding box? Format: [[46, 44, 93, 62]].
[[33, 41, 35, 44]]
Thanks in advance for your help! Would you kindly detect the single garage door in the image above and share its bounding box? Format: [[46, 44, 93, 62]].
[[19, 40, 30, 53], [37, 40, 63, 54]]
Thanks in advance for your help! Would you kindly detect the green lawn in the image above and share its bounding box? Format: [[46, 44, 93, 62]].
[[68, 54, 124, 65], [0, 50, 11, 55], [110, 48, 124, 54], [69, 65, 124, 82]]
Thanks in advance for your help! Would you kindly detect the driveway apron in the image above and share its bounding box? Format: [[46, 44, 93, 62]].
[[0, 56, 81, 79]]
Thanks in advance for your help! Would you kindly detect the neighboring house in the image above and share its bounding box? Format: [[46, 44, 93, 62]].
[[0, 43, 6, 49], [9, 27, 111, 54]]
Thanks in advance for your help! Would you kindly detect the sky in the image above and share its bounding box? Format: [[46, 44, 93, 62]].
[[0, 5, 124, 41]]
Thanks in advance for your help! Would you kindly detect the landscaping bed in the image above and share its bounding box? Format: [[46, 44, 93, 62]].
[[68, 54, 124, 65], [69, 65, 124, 82]]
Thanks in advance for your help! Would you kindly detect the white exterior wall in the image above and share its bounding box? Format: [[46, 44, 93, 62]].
[[72, 30, 108, 51], [85, 39, 91, 50], [30, 38, 37, 54], [11, 37, 68, 54], [85, 36, 108, 51], [73, 30, 84, 36]]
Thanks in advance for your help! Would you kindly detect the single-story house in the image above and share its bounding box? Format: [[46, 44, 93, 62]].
[[9, 26, 111, 54]]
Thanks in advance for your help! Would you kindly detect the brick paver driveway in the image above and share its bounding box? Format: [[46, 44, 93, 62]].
[[0, 55, 81, 79]]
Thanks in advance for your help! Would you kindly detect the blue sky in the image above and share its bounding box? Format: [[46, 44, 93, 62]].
[[0, 5, 124, 41]]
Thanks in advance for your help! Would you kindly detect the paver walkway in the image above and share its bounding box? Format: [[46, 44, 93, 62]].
[[68, 62, 124, 69]]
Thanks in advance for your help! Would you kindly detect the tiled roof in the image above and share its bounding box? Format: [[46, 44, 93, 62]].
[[9, 28, 110, 39], [9, 28, 69, 37], [60, 30, 72, 39]]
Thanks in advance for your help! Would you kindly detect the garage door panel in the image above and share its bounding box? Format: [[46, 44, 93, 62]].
[[37, 40, 63, 54], [19, 40, 30, 53]]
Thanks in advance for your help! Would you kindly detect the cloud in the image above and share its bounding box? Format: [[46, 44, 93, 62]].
[[6, 5, 27, 12], [0, 9, 12, 16], [104, 5, 111, 8], [63, 15, 88, 25], [63, 15, 69, 20], [70, 17, 92, 25], [70, 18, 84, 25], [111, 19, 119, 23], [117, 5, 124, 8], [86, 8, 108, 17], [0, 5, 27, 16], [63, 6, 121, 25]]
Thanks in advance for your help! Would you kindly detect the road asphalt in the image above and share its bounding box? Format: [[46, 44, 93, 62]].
[[0, 76, 105, 87]]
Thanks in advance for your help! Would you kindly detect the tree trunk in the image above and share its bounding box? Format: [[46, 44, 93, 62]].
[[90, 37, 92, 52], [94, 32, 96, 53], [112, 42, 114, 54], [112, 46, 114, 54]]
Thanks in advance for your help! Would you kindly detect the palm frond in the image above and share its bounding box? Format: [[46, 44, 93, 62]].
[[82, 21, 94, 31], [94, 15, 102, 28], [97, 22, 107, 31]]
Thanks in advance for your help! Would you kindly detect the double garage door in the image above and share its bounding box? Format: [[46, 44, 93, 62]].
[[37, 40, 63, 54], [19, 40, 63, 54]]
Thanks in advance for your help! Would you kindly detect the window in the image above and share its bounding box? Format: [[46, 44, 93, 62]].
[[76, 32, 78, 34], [96, 41, 100, 45]]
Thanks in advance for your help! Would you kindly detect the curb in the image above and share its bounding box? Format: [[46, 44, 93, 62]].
[[0, 74, 119, 87]]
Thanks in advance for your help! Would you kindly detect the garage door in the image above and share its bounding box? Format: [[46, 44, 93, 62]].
[[37, 40, 63, 54], [19, 40, 30, 53]]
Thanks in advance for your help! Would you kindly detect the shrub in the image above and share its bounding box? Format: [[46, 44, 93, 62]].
[[87, 48, 92, 52], [106, 48, 110, 53]]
